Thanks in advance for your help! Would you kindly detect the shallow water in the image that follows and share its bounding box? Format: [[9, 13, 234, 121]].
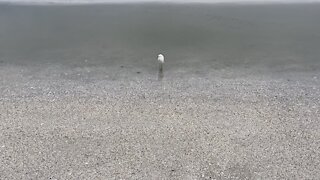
[[0, 3, 320, 70]]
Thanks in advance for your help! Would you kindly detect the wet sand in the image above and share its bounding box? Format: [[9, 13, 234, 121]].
[[0, 3, 320, 179]]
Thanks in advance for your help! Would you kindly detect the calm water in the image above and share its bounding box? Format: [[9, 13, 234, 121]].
[[1, 3, 320, 69]]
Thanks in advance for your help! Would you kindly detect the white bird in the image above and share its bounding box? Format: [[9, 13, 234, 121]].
[[157, 54, 165, 64], [157, 54, 165, 80]]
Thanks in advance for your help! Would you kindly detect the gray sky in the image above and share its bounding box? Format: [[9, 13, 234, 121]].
[[1, 0, 320, 3]]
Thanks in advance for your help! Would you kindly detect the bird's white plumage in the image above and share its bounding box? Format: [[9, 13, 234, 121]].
[[157, 54, 165, 63]]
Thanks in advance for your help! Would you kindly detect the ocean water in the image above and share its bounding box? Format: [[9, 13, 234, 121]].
[[0, 3, 320, 70]]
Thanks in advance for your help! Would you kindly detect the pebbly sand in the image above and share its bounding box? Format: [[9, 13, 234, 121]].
[[1, 3, 320, 179]]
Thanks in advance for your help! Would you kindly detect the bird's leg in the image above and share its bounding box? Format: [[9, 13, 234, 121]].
[[158, 63, 164, 81]]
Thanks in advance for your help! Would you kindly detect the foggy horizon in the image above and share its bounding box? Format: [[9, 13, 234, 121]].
[[1, 0, 320, 4]]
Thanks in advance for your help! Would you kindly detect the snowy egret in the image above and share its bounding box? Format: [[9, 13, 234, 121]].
[[158, 54, 165, 63], [158, 54, 165, 80]]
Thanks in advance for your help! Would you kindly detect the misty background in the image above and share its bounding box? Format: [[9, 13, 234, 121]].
[[1, 3, 320, 73], [1, 0, 320, 4]]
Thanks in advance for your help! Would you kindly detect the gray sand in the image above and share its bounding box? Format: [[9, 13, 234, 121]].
[[1, 3, 320, 179]]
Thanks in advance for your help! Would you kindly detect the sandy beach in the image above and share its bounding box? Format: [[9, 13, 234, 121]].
[[0, 3, 320, 179]]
